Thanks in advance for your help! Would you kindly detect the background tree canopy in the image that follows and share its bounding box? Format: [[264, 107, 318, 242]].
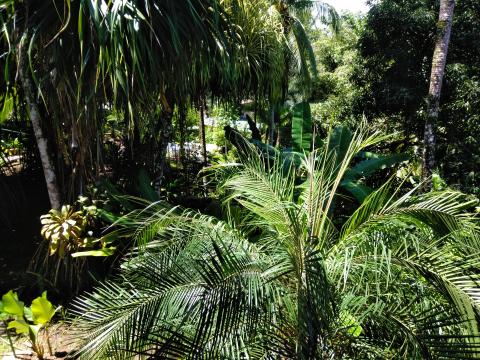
[[1, 1, 480, 358], [351, 0, 480, 193]]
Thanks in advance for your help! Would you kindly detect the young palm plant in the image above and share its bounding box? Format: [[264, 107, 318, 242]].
[[71, 125, 480, 359]]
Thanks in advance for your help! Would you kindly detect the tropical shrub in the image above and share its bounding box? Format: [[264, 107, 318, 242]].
[[70, 126, 480, 359], [40, 199, 117, 258], [233, 104, 410, 204], [40, 205, 92, 258], [1, 290, 58, 359], [34, 198, 118, 298]]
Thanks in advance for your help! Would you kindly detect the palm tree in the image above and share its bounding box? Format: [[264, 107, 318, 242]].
[[273, 0, 338, 95], [1, 0, 290, 200], [0, 0, 62, 208], [71, 125, 480, 359], [0, 0, 248, 198], [267, 0, 338, 145], [423, 0, 455, 181]]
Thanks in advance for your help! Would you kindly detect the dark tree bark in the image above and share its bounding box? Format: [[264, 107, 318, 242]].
[[245, 113, 261, 141], [154, 96, 174, 195], [423, 0, 455, 181], [269, 107, 275, 145], [199, 97, 207, 165], [178, 104, 187, 167]]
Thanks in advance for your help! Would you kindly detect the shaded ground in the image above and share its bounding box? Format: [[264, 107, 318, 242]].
[[0, 171, 50, 300], [0, 172, 88, 360], [1, 323, 77, 359]]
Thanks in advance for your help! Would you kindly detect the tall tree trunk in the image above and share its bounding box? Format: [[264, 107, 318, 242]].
[[154, 106, 173, 196], [275, 110, 281, 148], [18, 37, 61, 209], [199, 98, 207, 166], [423, 0, 455, 181], [269, 107, 275, 145], [178, 104, 187, 167]]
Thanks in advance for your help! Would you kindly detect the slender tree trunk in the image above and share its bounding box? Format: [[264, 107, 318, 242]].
[[269, 107, 275, 145], [18, 36, 61, 209], [154, 107, 173, 195], [423, 0, 455, 181], [178, 104, 187, 168], [199, 98, 207, 165], [275, 110, 282, 147]]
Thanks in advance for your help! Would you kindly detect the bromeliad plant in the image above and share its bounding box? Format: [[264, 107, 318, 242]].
[[40, 205, 91, 258], [36, 199, 116, 298], [70, 125, 480, 359], [0, 291, 58, 359], [40, 199, 116, 258]]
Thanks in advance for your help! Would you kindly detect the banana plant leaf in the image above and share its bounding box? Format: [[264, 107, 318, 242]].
[[292, 102, 312, 153]]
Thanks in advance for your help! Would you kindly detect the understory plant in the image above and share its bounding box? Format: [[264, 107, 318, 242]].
[[236, 102, 409, 203], [40, 199, 114, 258], [70, 126, 480, 359], [1, 291, 57, 359], [35, 198, 115, 298]]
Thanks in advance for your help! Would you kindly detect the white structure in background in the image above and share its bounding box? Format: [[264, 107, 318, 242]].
[[167, 142, 220, 161], [203, 116, 250, 132], [167, 114, 252, 161]]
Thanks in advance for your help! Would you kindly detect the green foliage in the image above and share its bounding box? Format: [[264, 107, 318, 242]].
[[1, 137, 22, 157], [31, 292, 56, 325], [276, 0, 339, 98], [1, 291, 57, 359], [327, 124, 354, 163], [291, 101, 313, 152], [432, 172, 448, 191], [40, 205, 87, 257], [70, 125, 480, 359], [172, 106, 201, 144], [355, 0, 480, 194], [0, 93, 13, 123], [207, 104, 242, 146], [40, 205, 95, 258], [0, 0, 292, 202], [309, 13, 363, 125], [133, 168, 159, 203], [1, 291, 24, 317], [39, 198, 118, 259], [240, 120, 409, 203]]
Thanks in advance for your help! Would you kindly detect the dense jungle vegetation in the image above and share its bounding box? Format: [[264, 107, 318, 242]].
[[1, 0, 480, 358]]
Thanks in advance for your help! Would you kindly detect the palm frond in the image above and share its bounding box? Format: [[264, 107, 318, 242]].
[[71, 124, 480, 359]]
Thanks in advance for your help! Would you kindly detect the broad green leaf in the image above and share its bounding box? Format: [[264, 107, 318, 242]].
[[97, 209, 121, 224], [29, 324, 42, 339], [71, 247, 116, 258], [432, 173, 447, 191], [0, 300, 8, 320], [0, 93, 13, 122], [8, 319, 29, 334], [2, 290, 24, 317], [292, 102, 312, 153], [342, 312, 363, 337], [135, 168, 159, 202], [341, 180, 373, 203], [24, 306, 33, 322], [31, 292, 55, 325], [347, 153, 409, 180], [328, 125, 353, 166]]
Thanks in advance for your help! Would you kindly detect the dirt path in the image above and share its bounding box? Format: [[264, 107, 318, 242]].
[[1, 324, 77, 360]]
